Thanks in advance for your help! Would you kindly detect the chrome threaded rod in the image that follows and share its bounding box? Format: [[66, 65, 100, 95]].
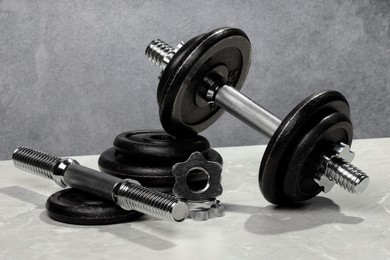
[[116, 180, 188, 222], [13, 147, 60, 180], [145, 39, 175, 70], [13, 146, 78, 187], [324, 156, 370, 195], [12, 146, 188, 222], [145, 39, 370, 195], [145, 39, 183, 70]]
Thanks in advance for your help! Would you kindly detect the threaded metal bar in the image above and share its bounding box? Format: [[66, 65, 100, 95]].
[[12, 146, 60, 180], [145, 39, 176, 70], [324, 156, 370, 194], [116, 180, 188, 222]]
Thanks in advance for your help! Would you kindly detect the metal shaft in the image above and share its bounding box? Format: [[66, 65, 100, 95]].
[[145, 39, 370, 195], [214, 84, 281, 137], [12, 147, 188, 222]]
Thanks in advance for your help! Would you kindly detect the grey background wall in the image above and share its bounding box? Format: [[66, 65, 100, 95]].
[[1, 0, 389, 160]]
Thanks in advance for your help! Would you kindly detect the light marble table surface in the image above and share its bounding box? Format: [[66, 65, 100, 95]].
[[0, 138, 389, 259]]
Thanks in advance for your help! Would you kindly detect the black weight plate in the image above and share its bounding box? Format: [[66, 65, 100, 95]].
[[259, 91, 350, 205], [158, 27, 251, 136], [206, 147, 224, 166], [46, 188, 143, 225], [157, 33, 207, 104], [98, 147, 223, 188], [113, 130, 210, 163], [283, 112, 353, 201], [98, 147, 177, 187]]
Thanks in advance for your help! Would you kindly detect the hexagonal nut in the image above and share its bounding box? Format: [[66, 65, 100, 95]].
[[315, 142, 355, 193], [187, 200, 225, 221], [172, 152, 222, 201], [314, 174, 335, 193], [333, 142, 355, 163]]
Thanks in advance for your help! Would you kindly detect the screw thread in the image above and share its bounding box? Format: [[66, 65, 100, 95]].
[[325, 156, 370, 194], [12, 146, 60, 180], [116, 180, 188, 222], [145, 39, 176, 69]]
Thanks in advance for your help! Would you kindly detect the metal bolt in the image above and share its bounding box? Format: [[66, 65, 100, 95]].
[[12, 146, 188, 222], [145, 39, 183, 70], [145, 39, 370, 195]]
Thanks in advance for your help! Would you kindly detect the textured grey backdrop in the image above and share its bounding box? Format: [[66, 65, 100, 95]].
[[1, 0, 389, 160]]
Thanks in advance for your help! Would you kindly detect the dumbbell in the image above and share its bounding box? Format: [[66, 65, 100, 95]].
[[144, 27, 370, 205]]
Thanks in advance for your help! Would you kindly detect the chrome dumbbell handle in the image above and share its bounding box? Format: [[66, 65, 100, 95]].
[[13, 147, 188, 222]]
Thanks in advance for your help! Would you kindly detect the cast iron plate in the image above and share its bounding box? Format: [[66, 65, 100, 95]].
[[158, 27, 251, 136], [259, 91, 352, 205], [46, 188, 143, 225], [113, 130, 211, 163]]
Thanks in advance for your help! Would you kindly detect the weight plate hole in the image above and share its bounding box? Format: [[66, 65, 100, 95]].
[[149, 134, 175, 141], [186, 167, 210, 193]]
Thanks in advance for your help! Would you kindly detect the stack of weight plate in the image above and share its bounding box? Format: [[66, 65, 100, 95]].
[[98, 130, 223, 194]]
